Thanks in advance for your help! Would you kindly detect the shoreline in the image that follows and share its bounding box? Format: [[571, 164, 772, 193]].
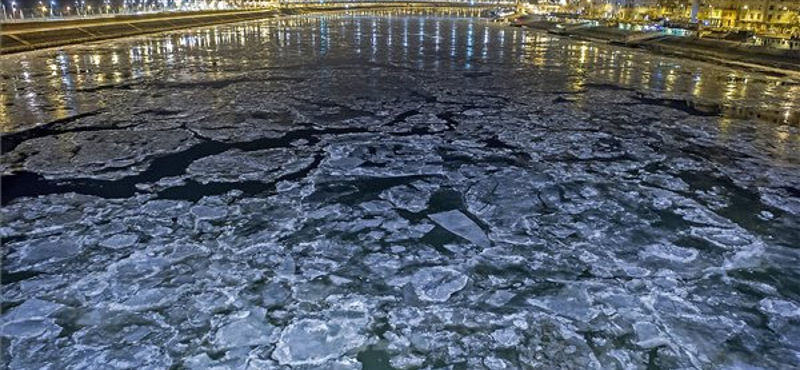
[[2, 9, 282, 54], [513, 20, 800, 79]]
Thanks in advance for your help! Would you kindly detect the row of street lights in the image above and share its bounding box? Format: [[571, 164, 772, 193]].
[[2, 0, 236, 19], [1, 1, 22, 18], [1, 0, 198, 19]]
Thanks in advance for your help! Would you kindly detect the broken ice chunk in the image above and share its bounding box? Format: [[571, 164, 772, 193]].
[[390, 354, 426, 369], [116, 288, 178, 311], [272, 319, 368, 366], [412, 266, 469, 303], [633, 321, 668, 349], [0, 299, 64, 339], [1, 298, 64, 323], [483, 356, 509, 370], [99, 233, 139, 250], [380, 185, 430, 213], [462, 109, 484, 117], [485, 290, 515, 308], [16, 129, 196, 180], [16, 238, 81, 265], [261, 281, 292, 308], [639, 242, 698, 263], [321, 358, 364, 370], [0, 319, 62, 339], [428, 210, 490, 247], [186, 148, 313, 184], [491, 328, 521, 348], [527, 287, 598, 322], [759, 299, 800, 318], [190, 205, 228, 220], [213, 308, 276, 350], [276, 256, 296, 278]]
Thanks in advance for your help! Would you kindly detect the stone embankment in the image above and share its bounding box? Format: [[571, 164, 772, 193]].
[[513, 18, 800, 75], [1, 10, 283, 53]]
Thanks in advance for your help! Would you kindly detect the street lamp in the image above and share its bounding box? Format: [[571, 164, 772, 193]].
[[50, 0, 56, 16], [11, 1, 17, 19]]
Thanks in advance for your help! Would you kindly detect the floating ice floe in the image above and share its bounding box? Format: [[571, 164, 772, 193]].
[[0, 298, 64, 339], [412, 266, 469, 303], [379, 185, 431, 213], [272, 318, 368, 366], [428, 210, 490, 248], [213, 308, 277, 350]]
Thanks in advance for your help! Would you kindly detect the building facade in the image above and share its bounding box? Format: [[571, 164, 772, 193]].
[[670, 0, 798, 34], [580, 0, 799, 35]]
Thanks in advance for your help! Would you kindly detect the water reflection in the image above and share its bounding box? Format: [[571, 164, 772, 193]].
[[0, 8, 797, 133]]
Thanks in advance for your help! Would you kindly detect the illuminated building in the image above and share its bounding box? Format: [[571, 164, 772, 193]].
[[577, 0, 799, 35]]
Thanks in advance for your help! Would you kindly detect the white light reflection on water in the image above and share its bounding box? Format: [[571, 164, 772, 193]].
[[0, 9, 797, 132]]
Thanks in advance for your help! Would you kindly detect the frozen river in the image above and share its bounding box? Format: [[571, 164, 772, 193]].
[[1, 9, 800, 370]]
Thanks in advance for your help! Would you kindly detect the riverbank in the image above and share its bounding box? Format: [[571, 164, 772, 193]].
[[513, 19, 800, 76], [634, 36, 800, 75], [1, 9, 276, 54]]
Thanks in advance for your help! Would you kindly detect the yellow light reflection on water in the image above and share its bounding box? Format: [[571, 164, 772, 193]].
[[1, 10, 797, 137]]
